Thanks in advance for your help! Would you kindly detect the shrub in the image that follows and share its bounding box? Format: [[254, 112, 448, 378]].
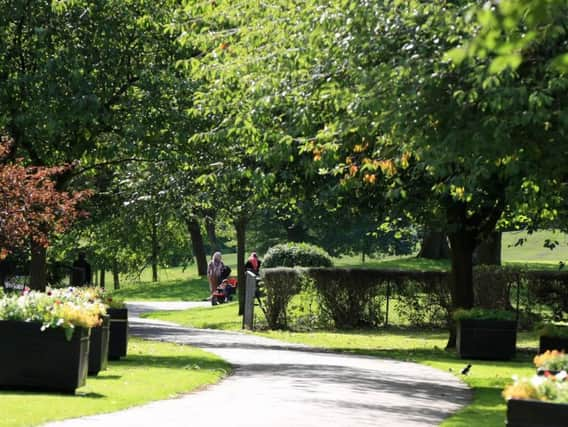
[[453, 307, 516, 321], [394, 275, 451, 328], [473, 265, 519, 310], [261, 267, 304, 329], [262, 243, 333, 269], [306, 268, 384, 328]]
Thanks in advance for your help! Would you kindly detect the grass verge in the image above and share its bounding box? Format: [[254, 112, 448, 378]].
[[0, 337, 230, 427], [145, 306, 539, 427]]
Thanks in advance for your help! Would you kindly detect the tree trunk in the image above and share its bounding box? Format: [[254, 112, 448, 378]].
[[29, 242, 47, 291], [474, 231, 502, 265], [446, 231, 477, 349], [204, 210, 218, 250], [151, 220, 158, 282], [186, 218, 208, 276], [100, 268, 106, 289], [235, 216, 248, 316], [112, 260, 120, 290], [417, 231, 450, 259]]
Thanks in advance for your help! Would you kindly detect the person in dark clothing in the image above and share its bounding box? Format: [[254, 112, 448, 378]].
[[244, 252, 261, 275], [70, 252, 92, 286]]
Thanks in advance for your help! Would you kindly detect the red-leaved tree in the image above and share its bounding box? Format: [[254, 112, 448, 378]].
[[0, 136, 92, 262]]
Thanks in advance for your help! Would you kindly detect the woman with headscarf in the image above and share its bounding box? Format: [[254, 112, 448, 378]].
[[207, 252, 225, 296], [244, 252, 261, 275]]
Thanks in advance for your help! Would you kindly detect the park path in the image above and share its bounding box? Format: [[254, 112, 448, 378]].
[[44, 301, 471, 427]]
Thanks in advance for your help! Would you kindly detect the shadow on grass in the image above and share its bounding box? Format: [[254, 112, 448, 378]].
[[116, 353, 228, 371], [90, 375, 122, 380], [0, 389, 106, 398], [330, 346, 535, 366], [111, 277, 209, 301], [443, 386, 506, 427], [74, 392, 106, 399]]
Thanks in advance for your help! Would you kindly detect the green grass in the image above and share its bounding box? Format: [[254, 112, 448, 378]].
[[0, 337, 230, 427], [144, 301, 244, 330], [109, 255, 240, 301], [503, 230, 568, 264], [112, 276, 211, 301]]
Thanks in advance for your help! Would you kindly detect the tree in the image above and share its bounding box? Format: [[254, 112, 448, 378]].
[[451, 0, 568, 73], [0, 137, 90, 289], [0, 0, 190, 288], [176, 1, 568, 344]]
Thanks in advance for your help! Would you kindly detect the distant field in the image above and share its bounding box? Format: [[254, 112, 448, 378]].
[[502, 230, 568, 264]]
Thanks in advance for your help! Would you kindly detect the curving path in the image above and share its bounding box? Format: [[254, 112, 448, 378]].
[[44, 302, 471, 427]]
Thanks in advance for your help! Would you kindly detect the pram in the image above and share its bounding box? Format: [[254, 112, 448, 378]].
[[211, 277, 237, 305]]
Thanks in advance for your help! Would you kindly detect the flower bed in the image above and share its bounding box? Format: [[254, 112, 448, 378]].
[[504, 350, 568, 426], [0, 288, 106, 392]]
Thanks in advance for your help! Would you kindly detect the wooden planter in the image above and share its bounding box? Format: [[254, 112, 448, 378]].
[[0, 320, 90, 393], [507, 398, 568, 427], [107, 308, 128, 360], [88, 315, 110, 376], [457, 319, 517, 360], [539, 335, 568, 353]]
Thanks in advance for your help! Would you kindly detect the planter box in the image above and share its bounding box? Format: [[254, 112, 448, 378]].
[[88, 315, 110, 376], [108, 308, 128, 360], [457, 319, 517, 360], [0, 321, 90, 393], [539, 335, 568, 353], [507, 398, 568, 427]]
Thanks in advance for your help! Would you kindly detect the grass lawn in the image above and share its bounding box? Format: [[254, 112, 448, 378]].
[[0, 337, 230, 427], [145, 304, 540, 427]]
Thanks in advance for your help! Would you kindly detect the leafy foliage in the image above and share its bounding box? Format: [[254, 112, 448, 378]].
[[0, 137, 91, 258], [261, 267, 303, 329], [262, 242, 333, 269], [453, 307, 517, 321]]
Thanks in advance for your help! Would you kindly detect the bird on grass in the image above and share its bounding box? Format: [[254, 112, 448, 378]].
[[461, 364, 472, 375]]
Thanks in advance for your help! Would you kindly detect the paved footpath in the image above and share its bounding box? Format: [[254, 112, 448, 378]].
[[44, 301, 471, 427]]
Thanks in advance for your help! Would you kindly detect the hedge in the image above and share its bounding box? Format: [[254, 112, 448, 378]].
[[262, 243, 333, 269], [259, 266, 568, 330]]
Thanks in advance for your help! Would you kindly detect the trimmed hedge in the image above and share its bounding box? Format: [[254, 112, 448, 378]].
[[258, 266, 568, 330], [262, 243, 333, 269], [261, 268, 304, 329], [306, 268, 450, 328]]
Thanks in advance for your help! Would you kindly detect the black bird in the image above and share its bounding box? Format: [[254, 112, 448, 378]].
[[461, 364, 472, 375]]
